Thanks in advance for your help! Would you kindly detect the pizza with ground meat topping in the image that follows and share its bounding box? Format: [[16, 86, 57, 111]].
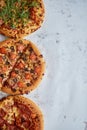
[[0, 0, 45, 38], [0, 39, 45, 95], [0, 95, 44, 130], [0, 39, 27, 89]]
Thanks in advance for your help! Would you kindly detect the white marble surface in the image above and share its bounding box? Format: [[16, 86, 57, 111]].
[[0, 0, 87, 130]]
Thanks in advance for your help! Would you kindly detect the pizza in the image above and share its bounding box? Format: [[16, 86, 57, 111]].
[[0, 39, 27, 89], [0, 0, 45, 38], [0, 39, 45, 95], [0, 95, 44, 130]]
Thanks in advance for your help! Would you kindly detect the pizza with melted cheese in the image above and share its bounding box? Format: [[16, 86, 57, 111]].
[[0, 0, 45, 38], [0, 39, 45, 95], [0, 39, 27, 89], [0, 96, 44, 130]]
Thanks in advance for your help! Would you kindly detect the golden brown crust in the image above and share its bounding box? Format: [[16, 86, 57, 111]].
[[0, 38, 27, 47], [0, 95, 44, 130], [0, 0, 45, 38], [1, 39, 45, 95]]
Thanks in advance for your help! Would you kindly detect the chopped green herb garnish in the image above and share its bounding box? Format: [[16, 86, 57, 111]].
[[0, 0, 39, 28], [11, 23, 16, 29], [29, 1, 40, 7]]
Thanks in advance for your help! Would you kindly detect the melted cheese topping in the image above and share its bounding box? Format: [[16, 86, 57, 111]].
[[0, 97, 41, 130]]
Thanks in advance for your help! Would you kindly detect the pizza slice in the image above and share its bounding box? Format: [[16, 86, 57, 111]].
[[2, 39, 45, 94], [0, 0, 45, 38], [0, 95, 44, 130], [0, 39, 27, 89]]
